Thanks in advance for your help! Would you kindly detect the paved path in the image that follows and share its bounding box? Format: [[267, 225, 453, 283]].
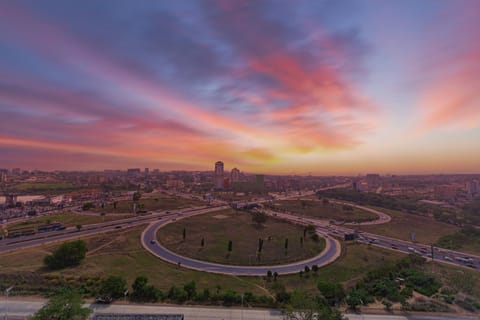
[[142, 208, 341, 276]]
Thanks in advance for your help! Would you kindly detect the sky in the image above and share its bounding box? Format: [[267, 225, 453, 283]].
[[0, 0, 479, 175]]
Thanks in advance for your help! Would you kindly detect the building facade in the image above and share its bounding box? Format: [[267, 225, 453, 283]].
[[214, 161, 224, 189]]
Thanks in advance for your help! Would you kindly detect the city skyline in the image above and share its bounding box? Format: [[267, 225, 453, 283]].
[[1, 0, 480, 174]]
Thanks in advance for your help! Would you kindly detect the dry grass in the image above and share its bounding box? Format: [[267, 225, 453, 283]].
[[359, 207, 459, 244], [157, 209, 325, 266], [273, 200, 378, 223]]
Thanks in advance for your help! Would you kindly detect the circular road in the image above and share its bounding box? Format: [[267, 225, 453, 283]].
[[141, 211, 341, 276]]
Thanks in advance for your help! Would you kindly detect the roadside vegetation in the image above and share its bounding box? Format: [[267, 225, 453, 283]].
[[269, 199, 378, 223], [94, 193, 204, 214], [317, 188, 479, 227], [435, 226, 480, 255], [358, 207, 458, 244]]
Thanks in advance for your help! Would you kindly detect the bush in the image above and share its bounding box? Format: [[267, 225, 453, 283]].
[[44, 240, 88, 270], [100, 276, 127, 299], [317, 280, 345, 306], [131, 276, 162, 302]]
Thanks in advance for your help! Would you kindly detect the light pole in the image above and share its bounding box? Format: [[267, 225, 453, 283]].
[[241, 293, 244, 320], [4, 286, 13, 320]]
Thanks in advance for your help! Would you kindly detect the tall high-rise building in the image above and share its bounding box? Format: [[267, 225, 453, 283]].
[[230, 168, 240, 182], [214, 161, 224, 189]]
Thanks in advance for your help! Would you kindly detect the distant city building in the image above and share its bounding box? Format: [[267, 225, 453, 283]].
[[434, 185, 457, 201], [5, 193, 18, 206], [0, 172, 7, 183], [214, 161, 224, 190], [144, 168, 149, 175], [127, 168, 141, 175], [166, 179, 185, 189], [366, 174, 381, 188], [230, 168, 240, 182], [466, 180, 479, 199]]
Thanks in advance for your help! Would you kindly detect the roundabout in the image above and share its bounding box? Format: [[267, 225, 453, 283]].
[[141, 208, 341, 276]]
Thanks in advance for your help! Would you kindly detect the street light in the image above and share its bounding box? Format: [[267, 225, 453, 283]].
[[4, 286, 13, 320]]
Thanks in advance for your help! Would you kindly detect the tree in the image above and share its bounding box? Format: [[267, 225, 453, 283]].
[[113, 201, 117, 209], [322, 198, 329, 206], [282, 291, 344, 320], [132, 191, 142, 201], [100, 275, 127, 299], [284, 238, 289, 250], [251, 211, 267, 226], [131, 276, 161, 302], [76, 224, 82, 232], [201, 238, 205, 248], [301, 200, 307, 209], [228, 240, 233, 252], [273, 272, 279, 281], [258, 238, 264, 253], [182, 227, 186, 241], [317, 280, 345, 306], [300, 236, 304, 247], [183, 281, 197, 300], [346, 291, 363, 310], [44, 240, 88, 270], [32, 290, 91, 320], [305, 265, 310, 273]]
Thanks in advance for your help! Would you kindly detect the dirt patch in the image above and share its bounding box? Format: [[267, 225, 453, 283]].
[[213, 214, 229, 219]]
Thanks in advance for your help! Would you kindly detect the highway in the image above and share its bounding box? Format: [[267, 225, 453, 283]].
[[1, 194, 479, 273], [0, 206, 212, 254], [141, 211, 341, 276], [266, 210, 480, 271]]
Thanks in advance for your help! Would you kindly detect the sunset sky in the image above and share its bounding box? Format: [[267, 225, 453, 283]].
[[1, 0, 479, 174]]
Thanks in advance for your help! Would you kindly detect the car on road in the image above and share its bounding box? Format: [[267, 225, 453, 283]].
[[150, 240, 156, 244], [95, 296, 113, 304], [114, 225, 122, 229]]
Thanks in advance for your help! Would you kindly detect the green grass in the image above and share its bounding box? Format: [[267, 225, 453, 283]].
[[272, 200, 378, 223], [157, 209, 325, 266], [97, 194, 205, 214], [358, 207, 459, 244], [435, 228, 480, 256]]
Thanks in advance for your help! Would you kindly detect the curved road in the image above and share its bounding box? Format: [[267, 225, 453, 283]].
[[142, 212, 341, 276]]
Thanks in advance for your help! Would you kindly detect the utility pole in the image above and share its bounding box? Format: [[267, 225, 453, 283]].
[[241, 293, 244, 320], [4, 286, 13, 320]]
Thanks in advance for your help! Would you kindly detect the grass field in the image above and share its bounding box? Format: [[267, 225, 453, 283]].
[[157, 209, 326, 266], [275, 241, 407, 293], [3, 225, 476, 302], [272, 200, 378, 223], [0, 226, 268, 296], [3, 212, 129, 233], [358, 207, 459, 244], [97, 194, 205, 214]]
